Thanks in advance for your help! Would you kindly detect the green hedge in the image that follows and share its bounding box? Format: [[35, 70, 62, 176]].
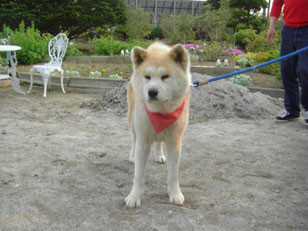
[[1, 22, 84, 64], [8, 22, 51, 65], [92, 36, 151, 56], [235, 48, 281, 75]]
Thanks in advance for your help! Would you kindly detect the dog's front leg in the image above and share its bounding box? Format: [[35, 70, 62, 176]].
[[125, 138, 151, 208], [129, 128, 136, 163], [154, 142, 166, 163], [165, 140, 185, 206]]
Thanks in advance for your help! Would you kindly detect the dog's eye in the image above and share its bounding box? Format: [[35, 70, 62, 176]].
[[161, 75, 169, 80], [145, 75, 151, 80]]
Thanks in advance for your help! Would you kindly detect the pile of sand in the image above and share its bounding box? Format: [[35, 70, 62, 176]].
[[190, 73, 283, 121], [82, 73, 283, 121]]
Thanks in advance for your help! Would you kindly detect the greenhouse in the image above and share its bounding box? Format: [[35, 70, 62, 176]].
[[124, 0, 206, 24]]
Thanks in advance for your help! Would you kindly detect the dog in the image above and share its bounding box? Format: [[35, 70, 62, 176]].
[[125, 42, 191, 208]]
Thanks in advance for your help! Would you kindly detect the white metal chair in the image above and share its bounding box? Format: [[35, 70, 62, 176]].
[[28, 33, 69, 97]]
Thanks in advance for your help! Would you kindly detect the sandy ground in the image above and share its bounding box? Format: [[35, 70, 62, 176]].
[[0, 83, 308, 231]]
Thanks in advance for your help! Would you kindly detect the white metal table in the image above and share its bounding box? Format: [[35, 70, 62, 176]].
[[0, 45, 27, 94]]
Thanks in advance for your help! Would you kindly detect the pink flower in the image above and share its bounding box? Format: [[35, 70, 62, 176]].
[[184, 44, 196, 49], [184, 44, 203, 51], [224, 48, 245, 55]]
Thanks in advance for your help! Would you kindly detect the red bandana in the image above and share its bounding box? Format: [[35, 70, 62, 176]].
[[144, 100, 185, 133]]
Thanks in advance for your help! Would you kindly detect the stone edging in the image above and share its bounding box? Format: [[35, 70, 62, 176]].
[[248, 87, 284, 99], [17, 72, 283, 98], [66, 56, 240, 76], [18, 72, 127, 94], [65, 55, 131, 64]]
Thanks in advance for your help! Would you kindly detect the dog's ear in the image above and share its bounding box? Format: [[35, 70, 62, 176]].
[[131, 46, 147, 69], [169, 44, 189, 71]]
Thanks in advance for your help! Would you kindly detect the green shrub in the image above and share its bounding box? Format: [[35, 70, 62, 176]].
[[245, 30, 281, 53], [127, 39, 152, 50], [113, 25, 129, 41], [235, 28, 282, 53], [228, 74, 252, 87], [92, 36, 151, 56], [203, 41, 226, 61], [65, 43, 83, 57], [0, 24, 13, 39], [250, 16, 267, 32], [79, 26, 112, 40], [148, 25, 164, 40], [92, 36, 128, 56], [126, 7, 153, 40], [236, 56, 251, 67], [235, 29, 257, 50], [221, 32, 231, 42], [235, 49, 280, 75], [7, 22, 52, 65], [161, 12, 194, 44], [245, 30, 270, 52], [235, 52, 255, 67], [253, 49, 280, 75]]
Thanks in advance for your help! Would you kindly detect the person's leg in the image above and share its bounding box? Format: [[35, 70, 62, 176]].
[[297, 26, 308, 112], [280, 26, 300, 115]]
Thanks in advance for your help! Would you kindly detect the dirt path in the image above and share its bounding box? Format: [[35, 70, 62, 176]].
[[0, 86, 307, 231]]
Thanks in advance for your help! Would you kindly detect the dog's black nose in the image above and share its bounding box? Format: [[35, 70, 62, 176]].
[[148, 88, 158, 98]]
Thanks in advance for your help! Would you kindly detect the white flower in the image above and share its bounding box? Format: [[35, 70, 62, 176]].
[[94, 71, 101, 77], [89, 71, 96, 77], [109, 74, 122, 79], [65, 70, 79, 77], [73, 71, 80, 77]]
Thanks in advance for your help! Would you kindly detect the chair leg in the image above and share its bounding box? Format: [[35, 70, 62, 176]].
[[27, 68, 34, 94], [42, 74, 49, 97], [60, 70, 66, 94], [48, 75, 52, 91]]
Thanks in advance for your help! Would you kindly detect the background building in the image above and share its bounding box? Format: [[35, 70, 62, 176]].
[[124, 0, 206, 25]]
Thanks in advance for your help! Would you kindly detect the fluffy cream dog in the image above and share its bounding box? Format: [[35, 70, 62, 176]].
[[125, 42, 191, 208]]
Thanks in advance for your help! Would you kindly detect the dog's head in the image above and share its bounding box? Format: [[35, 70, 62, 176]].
[[131, 42, 191, 104]]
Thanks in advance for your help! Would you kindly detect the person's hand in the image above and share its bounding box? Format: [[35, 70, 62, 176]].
[[267, 28, 275, 46]]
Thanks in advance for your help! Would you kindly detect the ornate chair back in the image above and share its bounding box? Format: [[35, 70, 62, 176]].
[[47, 33, 68, 67]]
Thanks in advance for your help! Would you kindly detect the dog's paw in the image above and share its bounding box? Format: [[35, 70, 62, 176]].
[[169, 191, 185, 206], [125, 193, 141, 208], [155, 155, 166, 163]]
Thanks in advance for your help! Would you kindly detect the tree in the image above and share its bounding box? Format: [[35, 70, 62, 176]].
[[228, 0, 268, 31], [0, 0, 127, 39], [229, 0, 268, 14], [161, 12, 194, 44], [126, 7, 153, 40], [194, 0, 232, 41], [205, 0, 221, 10]]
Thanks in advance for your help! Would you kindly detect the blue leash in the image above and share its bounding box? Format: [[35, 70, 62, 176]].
[[192, 45, 308, 87]]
